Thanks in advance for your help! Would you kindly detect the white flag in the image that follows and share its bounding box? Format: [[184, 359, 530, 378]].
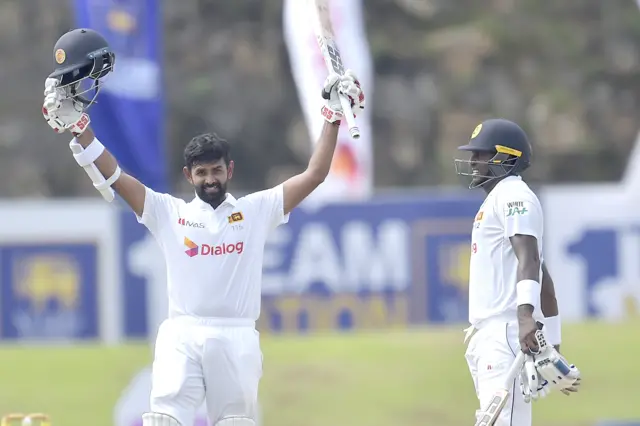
[[284, 0, 374, 204]]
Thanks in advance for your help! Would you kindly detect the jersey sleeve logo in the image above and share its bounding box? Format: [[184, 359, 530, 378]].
[[505, 201, 528, 217]]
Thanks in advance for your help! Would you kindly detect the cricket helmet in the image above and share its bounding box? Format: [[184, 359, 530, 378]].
[[49, 28, 115, 110], [454, 118, 531, 189]]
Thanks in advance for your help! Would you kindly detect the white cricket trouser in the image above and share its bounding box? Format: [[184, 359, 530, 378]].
[[464, 317, 531, 426], [150, 316, 263, 426]]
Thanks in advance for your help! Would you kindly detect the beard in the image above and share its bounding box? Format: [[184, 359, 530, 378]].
[[195, 181, 228, 206]]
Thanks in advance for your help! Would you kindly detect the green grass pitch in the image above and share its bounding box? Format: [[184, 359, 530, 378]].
[[0, 321, 637, 426]]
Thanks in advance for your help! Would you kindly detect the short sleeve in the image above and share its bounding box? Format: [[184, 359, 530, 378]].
[[136, 186, 178, 235], [502, 195, 543, 240], [246, 184, 290, 230]]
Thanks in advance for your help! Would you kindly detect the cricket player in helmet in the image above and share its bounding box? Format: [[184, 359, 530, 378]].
[[456, 119, 581, 426], [454, 118, 531, 190]]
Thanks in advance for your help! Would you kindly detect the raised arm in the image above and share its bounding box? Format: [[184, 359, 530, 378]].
[[75, 127, 146, 217], [42, 77, 147, 217], [283, 122, 339, 214], [282, 70, 365, 215]]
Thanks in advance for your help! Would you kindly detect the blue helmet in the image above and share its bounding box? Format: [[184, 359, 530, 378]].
[[49, 28, 115, 111], [454, 118, 531, 189]]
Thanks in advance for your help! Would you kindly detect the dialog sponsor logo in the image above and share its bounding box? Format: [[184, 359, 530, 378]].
[[184, 237, 244, 257]]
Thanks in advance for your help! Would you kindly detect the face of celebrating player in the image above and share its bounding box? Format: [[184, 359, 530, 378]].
[[184, 158, 235, 207]]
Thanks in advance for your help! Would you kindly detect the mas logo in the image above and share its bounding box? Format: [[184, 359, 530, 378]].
[[178, 218, 205, 228]]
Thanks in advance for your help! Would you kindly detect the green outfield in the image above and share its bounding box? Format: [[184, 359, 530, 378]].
[[0, 321, 637, 426]]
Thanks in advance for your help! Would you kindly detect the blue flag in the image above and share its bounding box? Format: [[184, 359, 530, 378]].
[[73, 0, 167, 192]]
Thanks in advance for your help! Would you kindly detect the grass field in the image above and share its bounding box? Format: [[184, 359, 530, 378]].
[[0, 321, 638, 426]]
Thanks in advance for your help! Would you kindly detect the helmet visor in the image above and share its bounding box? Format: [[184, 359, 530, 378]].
[[454, 148, 519, 189]]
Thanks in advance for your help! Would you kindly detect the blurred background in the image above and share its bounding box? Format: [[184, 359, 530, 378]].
[[0, 0, 638, 425]]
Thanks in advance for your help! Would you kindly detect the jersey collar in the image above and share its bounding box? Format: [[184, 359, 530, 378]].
[[191, 191, 237, 210], [489, 175, 521, 195]]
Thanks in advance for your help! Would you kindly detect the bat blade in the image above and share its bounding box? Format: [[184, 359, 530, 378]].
[[474, 390, 510, 426], [473, 351, 526, 426], [308, 0, 360, 139]]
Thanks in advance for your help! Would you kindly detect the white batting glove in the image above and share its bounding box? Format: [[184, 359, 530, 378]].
[[320, 69, 365, 124], [531, 330, 581, 396], [42, 78, 91, 135], [520, 355, 551, 403]]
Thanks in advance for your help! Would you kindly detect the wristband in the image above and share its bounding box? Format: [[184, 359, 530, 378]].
[[69, 137, 116, 203], [516, 279, 541, 309], [72, 137, 105, 167], [543, 315, 561, 345]]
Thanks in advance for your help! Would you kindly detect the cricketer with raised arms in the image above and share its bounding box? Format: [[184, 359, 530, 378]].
[[42, 27, 364, 426]]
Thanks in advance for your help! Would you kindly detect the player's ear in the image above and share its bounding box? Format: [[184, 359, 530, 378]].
[[227, 160, 234, 180], [183, 166, 193, 184]]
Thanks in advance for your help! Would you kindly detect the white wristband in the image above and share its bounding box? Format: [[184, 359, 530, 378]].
[[69, 137, 116, 203], [516, 279, 541, 309], [72, 137, 105, 167], [543, 315, 561, 345]]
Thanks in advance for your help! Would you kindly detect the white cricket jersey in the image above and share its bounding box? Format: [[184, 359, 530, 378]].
[[468, 176, 544, 326], [136, 185, 289, 321]]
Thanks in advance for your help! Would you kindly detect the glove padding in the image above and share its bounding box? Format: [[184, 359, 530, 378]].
[[531, 330, 581, 396], [520, 355, 551, 403], [321, 69, 365, 124], [42, 78, 91, 135]]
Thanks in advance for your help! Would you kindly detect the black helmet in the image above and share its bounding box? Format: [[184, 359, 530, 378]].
[[454, 118, 532, 189], [49, 28, 115, 110]]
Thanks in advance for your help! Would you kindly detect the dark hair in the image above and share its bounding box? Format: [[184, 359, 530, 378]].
[[183, 133, 231, 169]]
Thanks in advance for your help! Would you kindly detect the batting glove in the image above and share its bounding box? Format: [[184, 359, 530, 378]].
[[531, 330, 581, 396], [520, 355, 551, 403], [321, 69, 365, 124], [42, 78, 91, 135]]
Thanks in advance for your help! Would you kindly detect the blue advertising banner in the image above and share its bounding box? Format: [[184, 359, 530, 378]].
[[542, 185, 640, 321], [73, 0, 167, 192], [259, 194, 481, 332], [0, 243, 99, 340], [119, 210, 153, 338], [119, 193, 482, 337]]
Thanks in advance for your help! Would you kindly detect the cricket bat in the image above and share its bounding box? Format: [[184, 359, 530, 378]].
[[308, 0, 361, 139], [474, 351, 526, 426]]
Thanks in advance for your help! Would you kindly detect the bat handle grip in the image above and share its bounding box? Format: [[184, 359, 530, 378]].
[[338, 93, 360, 139]]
